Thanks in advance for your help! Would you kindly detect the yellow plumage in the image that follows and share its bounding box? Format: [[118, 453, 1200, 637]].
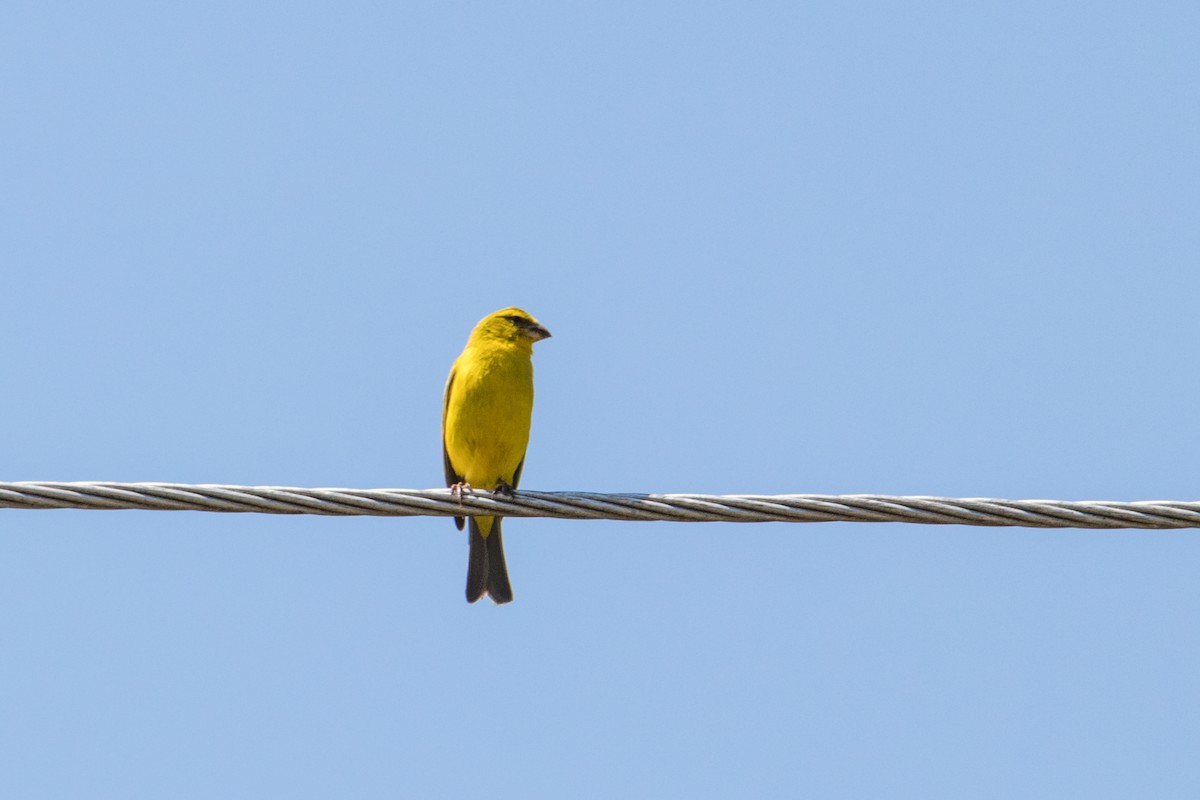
[[442, 307, 551, 604]]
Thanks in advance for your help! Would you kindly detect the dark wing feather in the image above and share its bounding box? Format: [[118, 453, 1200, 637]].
[[442, 366, 465, 531], [510, 456, 525, 490]]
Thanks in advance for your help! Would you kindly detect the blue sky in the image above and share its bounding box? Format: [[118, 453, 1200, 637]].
[[2, 1, 1199, 797]]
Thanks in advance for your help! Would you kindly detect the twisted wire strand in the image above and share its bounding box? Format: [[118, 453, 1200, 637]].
[[0, 482, 1197, 529]]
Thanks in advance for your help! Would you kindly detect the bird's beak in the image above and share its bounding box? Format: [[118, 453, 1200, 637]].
[[525, 324, 552, 342]]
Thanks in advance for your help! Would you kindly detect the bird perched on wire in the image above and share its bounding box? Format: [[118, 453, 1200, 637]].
[[442, 307, 552, 604]]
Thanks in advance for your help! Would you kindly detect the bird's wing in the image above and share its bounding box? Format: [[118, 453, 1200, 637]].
[[442, 366, 462, 487], [511, 456, 525, 489], [442, 366, 466, 531]]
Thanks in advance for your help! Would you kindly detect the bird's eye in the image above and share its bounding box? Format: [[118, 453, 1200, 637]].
[[503, 315, 526, 326]]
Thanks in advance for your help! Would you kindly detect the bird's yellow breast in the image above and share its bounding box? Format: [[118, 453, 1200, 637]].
[[443, 341, 535, 489]]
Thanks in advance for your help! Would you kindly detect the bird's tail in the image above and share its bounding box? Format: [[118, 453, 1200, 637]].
[[466, 516, 513, 605]]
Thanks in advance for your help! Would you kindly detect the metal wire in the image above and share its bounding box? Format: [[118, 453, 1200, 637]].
[[0, 481, 1196, 529]]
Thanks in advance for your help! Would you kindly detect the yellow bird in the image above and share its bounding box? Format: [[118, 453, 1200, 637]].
[[443, 308, 551, 604]]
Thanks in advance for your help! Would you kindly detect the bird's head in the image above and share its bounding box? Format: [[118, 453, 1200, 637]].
[[471, 307, 552, 348]]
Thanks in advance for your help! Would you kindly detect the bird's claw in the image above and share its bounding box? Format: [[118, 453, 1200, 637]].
[[493, 481, 515, 497], [450, 482, 473, 504]]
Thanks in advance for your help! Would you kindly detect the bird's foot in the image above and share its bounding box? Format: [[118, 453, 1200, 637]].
[[493, 480, 515, 497], [450, 482, 473, 504]]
